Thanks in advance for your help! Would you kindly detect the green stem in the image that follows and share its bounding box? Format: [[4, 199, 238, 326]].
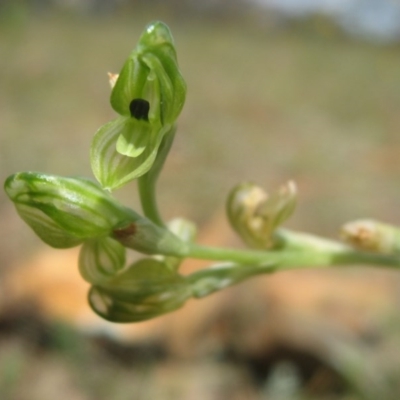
[[137, 126, 176, 227], [137, 175, 164, 227], [188, 240, 400, 270]]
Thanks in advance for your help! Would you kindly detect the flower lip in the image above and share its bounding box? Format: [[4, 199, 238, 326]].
[[129, 98, 150, 121]]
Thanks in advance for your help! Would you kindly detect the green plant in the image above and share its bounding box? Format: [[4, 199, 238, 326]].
[[5, 21, 400, 323]]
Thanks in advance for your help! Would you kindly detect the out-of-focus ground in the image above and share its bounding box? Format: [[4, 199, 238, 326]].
[[2, 2, 400, 399]]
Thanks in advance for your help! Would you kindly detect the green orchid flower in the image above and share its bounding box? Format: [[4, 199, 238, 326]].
[[88, 258, 192, 322], [91, 21, 186, 191], [227, 181, 297, 249], [4, 172, 133, 248], [4, 172, 187, 256]]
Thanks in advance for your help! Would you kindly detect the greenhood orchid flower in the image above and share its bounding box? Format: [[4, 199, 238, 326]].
[[88, 258, 192, 322], [4, 172, 133, 248], [4, 172, 188, 256], [91, 21, 186, 191], [227, 181, 297, 249]]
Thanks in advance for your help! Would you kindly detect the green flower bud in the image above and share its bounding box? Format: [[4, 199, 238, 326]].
[[4, 172, 133, 248], [227, 181, 297, 249], [341, 219, 400, 255], [91, 21, 186, 190], [88, 258, 191, 322]]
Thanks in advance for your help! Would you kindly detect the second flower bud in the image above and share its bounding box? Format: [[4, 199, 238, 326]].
[[227, 181, 297, 249]]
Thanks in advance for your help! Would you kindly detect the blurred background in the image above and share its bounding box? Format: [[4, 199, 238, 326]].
[[2, 0, 400, 399]]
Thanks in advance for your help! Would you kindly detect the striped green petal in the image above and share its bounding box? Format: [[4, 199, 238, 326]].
[[91, 117, 168, 190], [110, 21, 186, 127]]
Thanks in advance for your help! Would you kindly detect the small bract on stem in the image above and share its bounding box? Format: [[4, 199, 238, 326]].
[[4, 20, 400, 323]]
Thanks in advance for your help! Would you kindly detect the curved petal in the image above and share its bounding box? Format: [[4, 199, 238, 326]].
[[91, 117, 168, 190], [110, 56, 149, 116], [142, 51, 186, 125]]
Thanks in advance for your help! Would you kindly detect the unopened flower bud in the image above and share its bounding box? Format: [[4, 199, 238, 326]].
[[341, 219, 400, 255], [4, 172, 134, 248], [88, 258, 191, 322], [227, 181, 297, 249]]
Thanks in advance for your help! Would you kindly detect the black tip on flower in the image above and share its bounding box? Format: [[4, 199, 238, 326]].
[[129, 98, 150, 121]]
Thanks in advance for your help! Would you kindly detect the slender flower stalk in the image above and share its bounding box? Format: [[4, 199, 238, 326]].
[[137, 125, 177, 226], [187, 240, 400, 270]]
